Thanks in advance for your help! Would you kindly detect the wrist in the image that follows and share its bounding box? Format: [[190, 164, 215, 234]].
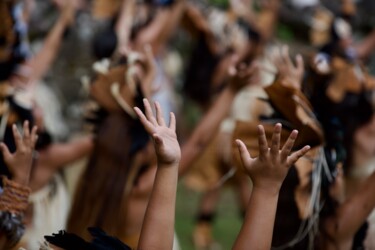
[[157, 161, 180, 168], [13, 170, 31, 186], [12, 176, 29, 186], [252, 185, 281, 197]]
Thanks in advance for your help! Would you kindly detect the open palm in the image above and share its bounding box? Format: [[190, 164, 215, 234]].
[[236, 123, 310, 194], [134, 99, 181, 165]]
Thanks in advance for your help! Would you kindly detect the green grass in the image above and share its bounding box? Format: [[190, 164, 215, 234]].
[[175, 184, 243, 250]]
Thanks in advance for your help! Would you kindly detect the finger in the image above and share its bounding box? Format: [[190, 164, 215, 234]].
[[144, 44, 154, 62], [30, 126, 38, 148], [134, 107, 156, 134], [270, 123, 282, 155], [296, 54, 304, 75], [0, 143, 12, 161], [12, 124, 23, 150], [23, 120, 31, 146], [257, 125, 268, 158], [280, 130, 298, 161], [273, 47, 283, 69], [143, 98, 158, 125], [236, 139, 252, 167], [282, 45, 293, 69], [169, 112, 176, 131], [287, 145, 311, 166], [154, 102, 166, 126], [144, 44, 156, 70]]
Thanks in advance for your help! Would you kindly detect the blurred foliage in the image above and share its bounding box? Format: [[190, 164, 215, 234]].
[[208, 0, 229, 9]]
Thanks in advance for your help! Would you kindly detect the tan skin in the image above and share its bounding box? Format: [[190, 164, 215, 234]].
[[0, 121, 38, 249], [26, 104, 93, 193], [275, 43, 375, 248], [132, 114, 310, 249], [320, 115, 375, 249], [11, 107, 93, 248], [115, 0, 186, 56], [18, 0, 92, 191], [10, 0, 75, 88], [117, 61, 255, 246], [233, 124, 310, 250], [135, 99, 179, 250], [321, 170, 375, 249]]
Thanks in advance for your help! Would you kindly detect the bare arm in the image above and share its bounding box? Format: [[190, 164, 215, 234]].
[[324, 170, 375, 243], [39, 136, 93, 169], [233, 124, 310, 249], [182, 3, 221, 55], [135, 1, 185, 54], [135, 99, 180, 250], [27, 2, 75, 84], [355, 29, 375, 60], [116, 0, 136, 53], [179, 63, 258, 175]]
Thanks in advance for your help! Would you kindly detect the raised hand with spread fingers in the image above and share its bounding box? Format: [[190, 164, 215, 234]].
[[134, 98, 180, 166], [134, 99, 180, 250], [233, 123, 310, 250], [271, 45, 304, 90], [236, 123, 310, 194], [0, 121, 38, 186]]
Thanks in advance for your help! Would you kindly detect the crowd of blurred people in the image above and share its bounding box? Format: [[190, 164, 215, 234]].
[[1, 0, 375, 249]]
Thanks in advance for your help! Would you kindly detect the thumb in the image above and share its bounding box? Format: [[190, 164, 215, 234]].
[[296, 54, 304, 72], [0, 143, 11, 161], [236, 139, 252, 167]]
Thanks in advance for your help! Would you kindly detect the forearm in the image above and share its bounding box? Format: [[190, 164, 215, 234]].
[[138, 163, 179, 250], [233, 187, 279, 250], [47, 136, 94, 168], [30, 15, 69, 82], [136, 1, 185, 53], [179, 87, 236, 175], [116, 0, 135, 51], [329, 171, 375, 240], [355, 29, 375, 60]]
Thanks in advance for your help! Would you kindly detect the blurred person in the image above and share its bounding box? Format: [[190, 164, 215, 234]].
[[0, 121, 37, 249], [303, 8, 375, 247], [91, 0, 186, 122], [67, 45, 255, 249], [14, 102, 93, 250], [0, 1, 96, 248], [181, 1, 282, 247], [43, 108, 311, 250]]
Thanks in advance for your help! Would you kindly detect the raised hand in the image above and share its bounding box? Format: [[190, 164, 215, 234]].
[[236, 123, 310, 194], [271, 45, 304, 90], [228, 61, 260, 91], [0, 121, 38, 185], [134, 99, 181, 166]]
